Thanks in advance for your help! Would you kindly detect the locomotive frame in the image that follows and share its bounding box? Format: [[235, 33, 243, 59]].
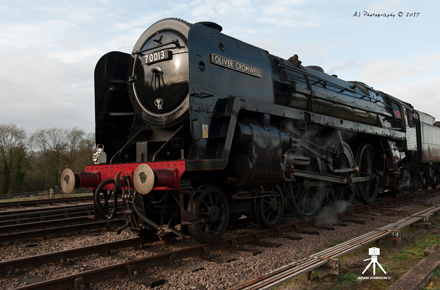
[[61, 18, 440, 243]]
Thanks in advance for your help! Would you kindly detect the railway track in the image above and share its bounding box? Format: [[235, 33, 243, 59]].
[[0, 203, 124, 244], [2, 191, 436, 289], [0, 205, 96, 226], [0, 196, 93, 209], [0, 218, 126, 244], [0, 203, 92, 216], [0, 213, 124, 235], [230, 204, 440, 289], [0, 237, 160, 277]]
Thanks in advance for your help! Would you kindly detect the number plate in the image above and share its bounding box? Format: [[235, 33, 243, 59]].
[[143, 49, 171, 65]]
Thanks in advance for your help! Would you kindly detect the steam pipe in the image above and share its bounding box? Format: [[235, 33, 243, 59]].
[[107, 184, 118, 219], [116, 222, 131, 234], [131, 193, 160, 229], [131, 192, 185, 240], [94, 178, 114, 215]]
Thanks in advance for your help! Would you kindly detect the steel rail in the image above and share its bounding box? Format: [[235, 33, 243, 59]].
[[0, 237, 160, 276], [0, 207, 95, 226], [0, 203, 121, 225], [0, 213, 123, 234], [0, 196, 94, 209], [0, 219, 125, 244], [8, 219, 321, 290], [229, 203, 440, 290], [9, 193, 422, 290], [0, 204, 91, 217]]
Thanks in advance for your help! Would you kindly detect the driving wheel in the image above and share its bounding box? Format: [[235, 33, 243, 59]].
[[188, 185, 229, 243], [326, 141, 356, 208], [356, 143, 379, 204], [254, 185, 284, 228], [284, 151, 324, 219]]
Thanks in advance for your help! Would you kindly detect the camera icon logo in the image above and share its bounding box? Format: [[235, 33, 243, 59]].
[[369, 247, 380, 256], [362, 247, 386, 275]]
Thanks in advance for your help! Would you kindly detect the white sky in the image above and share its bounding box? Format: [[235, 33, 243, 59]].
[[0, 0, 438, 134]]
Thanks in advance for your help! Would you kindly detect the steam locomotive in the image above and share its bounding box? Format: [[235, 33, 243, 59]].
[[61, 18, 440, 243]]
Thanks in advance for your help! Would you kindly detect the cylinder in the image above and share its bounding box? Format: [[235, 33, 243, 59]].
[[61, 169, 99, 193], [76, 172, 100, 188], [133, 164, 177, 195], [155, 169, 176, 187], [232, 121, 253, 147]]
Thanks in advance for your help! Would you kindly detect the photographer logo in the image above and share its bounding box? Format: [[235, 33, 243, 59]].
[[358, 247, 391, 280], [363, 247, 386, 275]]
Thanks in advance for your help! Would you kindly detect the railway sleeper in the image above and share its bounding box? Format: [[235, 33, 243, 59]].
[[252, 240, 283, 248], [306, 258, 340, 281], [73, 277, 86, 290], [228, 248, 261, 256], [126, 265, 165, 287], [307, 268, 339, 282], [341, 219, 366, 225], [4, 264, 15, 277], [198, 246, 237, 263], [314, 225, 335, 230], [377, 230, 403, 244]]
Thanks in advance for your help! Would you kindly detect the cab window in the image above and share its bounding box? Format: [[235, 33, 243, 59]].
[[406, 109, 417, 127], [392, 103, 402, 118]]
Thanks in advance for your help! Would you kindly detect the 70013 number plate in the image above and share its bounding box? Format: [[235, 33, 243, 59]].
[[142, 49, 172, 65]]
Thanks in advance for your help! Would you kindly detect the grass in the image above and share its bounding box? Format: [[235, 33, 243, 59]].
[[400, 248, 424, 256], [278, 215, 440, 290], [337, 272, 361, 285], [422, 268, 440, 290]]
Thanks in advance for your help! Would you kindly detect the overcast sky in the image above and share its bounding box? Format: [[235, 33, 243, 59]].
[[0, 0, 438, 135]]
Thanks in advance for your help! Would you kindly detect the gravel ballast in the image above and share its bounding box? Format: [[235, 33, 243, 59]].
[[1, 194, 439, 289]]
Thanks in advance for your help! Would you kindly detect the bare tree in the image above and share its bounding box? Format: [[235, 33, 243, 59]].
[[0, 125, 95, 193], [66, 127, 85, 168], [30, 128, 69, 189], [70, 131, 95, 172], [0, 124, 28, 194]]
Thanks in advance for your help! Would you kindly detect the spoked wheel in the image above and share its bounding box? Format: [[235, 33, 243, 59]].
[[254, 186, 285, 228], [284, 151, 324, 219], [326, 142, 356, 207], [188, 186, 229, 243], [356, 143, 379, 204]]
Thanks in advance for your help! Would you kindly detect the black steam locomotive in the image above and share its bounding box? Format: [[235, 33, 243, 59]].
[[61, 18, 440, 243]]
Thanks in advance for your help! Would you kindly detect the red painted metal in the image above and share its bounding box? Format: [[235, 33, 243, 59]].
[[154, 169, 178, 187], [74, 172, 100, 188], [85, 161, 186, 191]]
